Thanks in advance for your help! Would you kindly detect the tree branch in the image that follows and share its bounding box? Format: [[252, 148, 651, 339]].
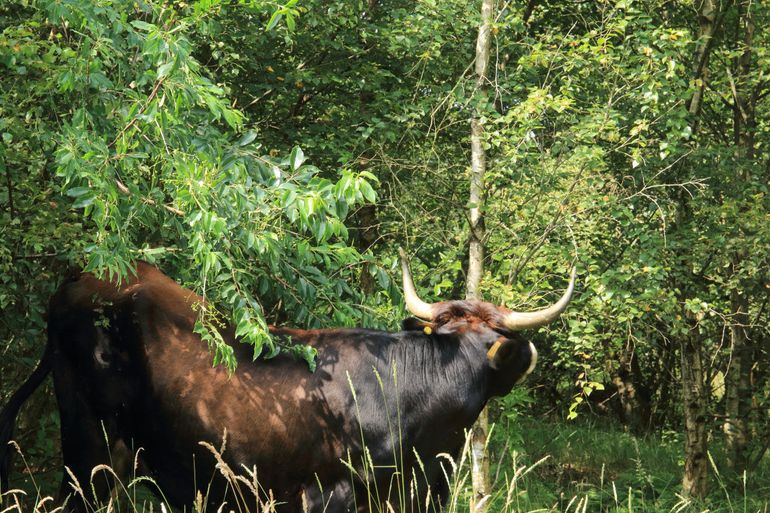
[[109, 77, 166, 149]]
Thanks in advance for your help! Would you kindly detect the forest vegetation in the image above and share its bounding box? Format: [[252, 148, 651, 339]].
[[0, 0, 768, 511]]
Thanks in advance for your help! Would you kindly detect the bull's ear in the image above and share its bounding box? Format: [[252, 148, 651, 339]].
[[486, 338, 526, 370], [401, 318, 439, 335], [401, 317, 430, 331]]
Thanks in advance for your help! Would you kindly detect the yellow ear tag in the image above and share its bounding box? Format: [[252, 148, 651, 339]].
[[486, 339, 503, 361], [423, 326, 433, 335]]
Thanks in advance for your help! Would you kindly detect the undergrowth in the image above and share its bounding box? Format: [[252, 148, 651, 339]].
[[486, 415, 770, 513], [1, 417, 768, 513]]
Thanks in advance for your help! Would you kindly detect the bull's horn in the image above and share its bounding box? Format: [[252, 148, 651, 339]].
[[503, 267, 576, 330], [398, 248, 435, 320]]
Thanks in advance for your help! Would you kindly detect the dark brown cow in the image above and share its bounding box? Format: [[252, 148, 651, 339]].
[[0, 251, 575, 512]]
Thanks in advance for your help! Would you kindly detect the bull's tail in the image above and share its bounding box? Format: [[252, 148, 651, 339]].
[[0, 344, 52, 492]]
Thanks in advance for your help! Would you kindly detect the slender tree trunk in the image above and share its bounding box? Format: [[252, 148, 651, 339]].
[[681, 333, 709, 499], [614, 349, 652, 433], [749, 329, 770, 469], [724, 289, 750, 473], [678, 0, 720, 498], [688, 0, 718, 121], [723, 0, 755, 475], [466, 0, 492, 301], [352, 203, 379, 294], [467, 0, 494, 510], [653, 345, 675, 427]]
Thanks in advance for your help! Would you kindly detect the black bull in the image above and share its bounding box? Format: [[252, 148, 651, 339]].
[[0, 256, 574, 512]]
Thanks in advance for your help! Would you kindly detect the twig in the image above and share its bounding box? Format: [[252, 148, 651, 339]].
[[3, 165, 14, 218], [12, 252, 63, 260], [108, 77, 166, 149], [114, 179, 185, 216]]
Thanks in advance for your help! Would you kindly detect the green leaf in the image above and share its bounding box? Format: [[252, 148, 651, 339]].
[[290, 146, 305, 171], [360, 180, 376, 203], [238, 131, 257, 146], [131, 20, 156, 31], [265, 11, 283, 31], [72, 194, 96, 209], [157, 61, 175, 79], [66, 186, 92, 197]]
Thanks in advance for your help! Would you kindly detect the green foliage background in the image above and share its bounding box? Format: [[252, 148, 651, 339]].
[[1, 0, 768, 509]]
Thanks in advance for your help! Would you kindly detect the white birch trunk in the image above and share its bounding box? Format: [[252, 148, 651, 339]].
[[467, 0, 494, 510]]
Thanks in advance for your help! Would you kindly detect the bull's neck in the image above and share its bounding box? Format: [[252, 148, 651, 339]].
[[386, 332, 490, 422]]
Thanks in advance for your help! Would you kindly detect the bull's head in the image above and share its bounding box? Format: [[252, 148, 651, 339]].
[[399, 248, 575, 395]]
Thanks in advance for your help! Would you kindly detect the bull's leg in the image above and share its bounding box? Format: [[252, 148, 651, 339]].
[[56, 436, 133, 513], [300, 479, 356, 513], [426, 470, 451, 513], [53, 362, 133, 512]]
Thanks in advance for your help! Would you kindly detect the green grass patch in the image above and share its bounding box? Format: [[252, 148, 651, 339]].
[[486, 415, 770, 513]]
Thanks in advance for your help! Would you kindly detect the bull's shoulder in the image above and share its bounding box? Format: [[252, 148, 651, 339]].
[[128, 267, 203, 323]]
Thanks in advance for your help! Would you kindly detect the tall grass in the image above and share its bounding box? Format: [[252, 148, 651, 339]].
[[3, 376, 769, 513], [3, 416, 768, 513]]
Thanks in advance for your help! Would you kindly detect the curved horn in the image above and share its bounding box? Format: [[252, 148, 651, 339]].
[[398, 248, 435, 320], [503, 267, 576, 330]]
